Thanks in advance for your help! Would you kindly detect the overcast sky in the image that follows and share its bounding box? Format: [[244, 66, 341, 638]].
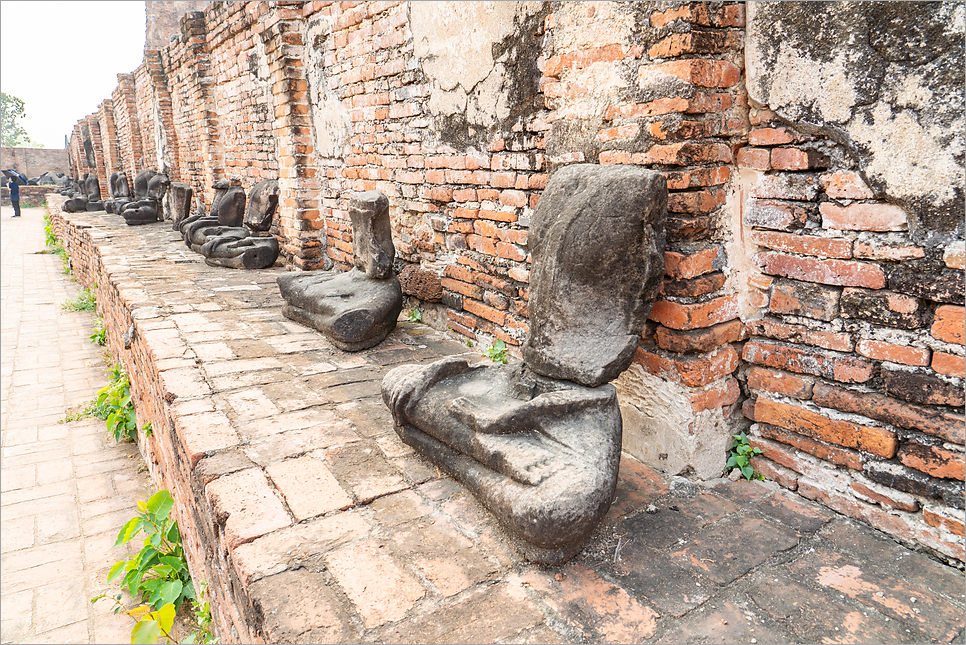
[[1, 1, 146, 149]]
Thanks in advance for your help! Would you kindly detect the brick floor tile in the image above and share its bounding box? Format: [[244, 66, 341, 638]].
[[158, 366, 212, 400], [2, 493, 76, 520], [393, 453, 440, 485], [1, 556, 85, 593], [0, 589, 33, 641], [32, 579, 88, 633], [225, 388, 280, 420], [655, 599, 793, 644], [820, 519, 966, 604], [599, 542, 711, 617], [173, 410, 241, 467], [324, 538, 426, 628], [244, 422, 361, 466], [232, 511, 371, 587], [82, 508, 141, 537], [324, 442, 408, 504], [788, 547, 964, 641], [235, 407, 342, 440], [3, 426, 39, 446], [203, 357, 286, 377], [670, 515, 800, 584], [370, 490, 433, 527], [1, 516, 35, 553], [518, 562, 659, 643], [75, 473, 115, 503], [206, 468, 292, 550], [755, 490, 834, 534], [256, 379, 329, 412], [390, 516, 500, 597], [267, 455, 353, 521], [210, 369, 291, 390], [747, 573, 909, 643], [710, 479, 775, 505], [0, 464, 36, 492], [32, 620, 90, 644], [615, 491, 741, 551], [377, 582, 545, 644], [607, 455, 671, 519], [336, 397, 398, 437], [35, 507, 80, 544], [248, 570, 355, 643], [80, 494, 144, 520], [193, 342, 234, 362]]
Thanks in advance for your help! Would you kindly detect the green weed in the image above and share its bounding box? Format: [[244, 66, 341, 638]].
[[484, 339, 509, 364], [95, 364, 137, 442], [727, 431, 764, 481], [62, 287, 96, 312], [90, 318, 107, 346], [406, 308, 422, 323]]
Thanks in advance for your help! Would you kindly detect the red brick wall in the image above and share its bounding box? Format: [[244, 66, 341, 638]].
[[60, 0, 964, 564], [738, 109, 965, 561]]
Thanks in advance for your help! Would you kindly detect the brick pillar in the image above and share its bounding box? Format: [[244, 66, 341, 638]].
[[265, 2, 325, 269], [97, 100, 121, 185], [143, 50, 181, 179], [85, 115, 110, 199], [113, 73, 145, 175]]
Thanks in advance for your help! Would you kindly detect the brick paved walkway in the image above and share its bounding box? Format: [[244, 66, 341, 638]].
[[1, 205, 155, 644], [16, 198, 966, 644]]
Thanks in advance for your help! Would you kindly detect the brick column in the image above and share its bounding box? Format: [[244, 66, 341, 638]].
[[112, 73, 145, 175], [265, 1, 324, 269], [97, 100, 121, 184]]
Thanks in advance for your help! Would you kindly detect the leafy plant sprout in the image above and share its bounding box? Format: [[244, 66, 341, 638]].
[[727, 431, 764, 481]]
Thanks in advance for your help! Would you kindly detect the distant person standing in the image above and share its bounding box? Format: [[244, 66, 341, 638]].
[[3, 169, 27, 218]]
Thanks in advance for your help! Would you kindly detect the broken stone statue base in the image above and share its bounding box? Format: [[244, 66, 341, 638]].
[[277, 269, 403, 351], [382, 357, 621, 564], [200, 228, 280, 270]]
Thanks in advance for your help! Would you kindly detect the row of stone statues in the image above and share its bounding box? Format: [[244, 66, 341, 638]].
[[61, 169, 170, 225], [59, 161, 667, 564], [276, 165, 667, 563], [178, 178, 281, 270]]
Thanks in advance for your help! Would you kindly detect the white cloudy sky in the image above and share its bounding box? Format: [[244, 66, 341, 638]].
[[1, 1, 146, 149]]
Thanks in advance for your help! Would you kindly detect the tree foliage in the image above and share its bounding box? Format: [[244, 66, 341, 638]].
[[1, 92, 33, 147]]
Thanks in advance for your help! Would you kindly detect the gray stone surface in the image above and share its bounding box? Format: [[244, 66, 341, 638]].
[[243, 179, 280, 232], [523, 163, 666, 387], [349, 191, 394, 279], [120, 169, 168, 226], [383, 359, 622, 563], [168, 181, 193, 231], [278, 191, 402, 350]]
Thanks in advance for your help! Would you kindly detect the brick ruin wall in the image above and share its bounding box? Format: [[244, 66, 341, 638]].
[[63, 1, 963, 565], [0, 146, 69, 178]]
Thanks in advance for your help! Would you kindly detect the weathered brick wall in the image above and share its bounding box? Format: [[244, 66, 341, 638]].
[[0, 147, 69, 178], [60, 0, 963, 565]]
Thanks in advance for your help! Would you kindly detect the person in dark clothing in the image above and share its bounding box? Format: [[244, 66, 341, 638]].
[[3, 170, 27, 217]]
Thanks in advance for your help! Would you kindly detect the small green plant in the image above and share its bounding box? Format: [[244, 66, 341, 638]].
[[96, 364, 138, 442], [727, 431, 764, 481], [62, 397, 113, 423], [62, 287, 96, 312], [484, 339, 509, 364], [185, 583, 217, 644], [108, 490, 196, 611], [44, 219, 58, 248], [93, 596, 178, 644], [406, 308, 422, 323], [90, 318, 107, 346], [142, 421, 153, 438]]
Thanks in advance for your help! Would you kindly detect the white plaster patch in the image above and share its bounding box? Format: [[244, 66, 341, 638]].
[[615, 363, 732, 479]]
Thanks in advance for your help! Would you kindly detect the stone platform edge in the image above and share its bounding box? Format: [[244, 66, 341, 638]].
[[47, 196, 308, 642]]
